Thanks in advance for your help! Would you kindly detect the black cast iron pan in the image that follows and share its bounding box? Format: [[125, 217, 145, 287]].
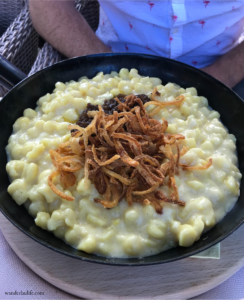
[[0, 53, 244, 266]]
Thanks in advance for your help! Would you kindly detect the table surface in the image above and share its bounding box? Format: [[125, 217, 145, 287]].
[[0, 228, 244, 300]]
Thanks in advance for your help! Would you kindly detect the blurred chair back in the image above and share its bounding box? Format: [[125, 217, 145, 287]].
[[0, 0, 25, 36], [0, 0, 39, 97], [0, 0, 100, 97]]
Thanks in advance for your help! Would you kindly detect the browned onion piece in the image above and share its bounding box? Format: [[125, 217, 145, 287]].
[[113, 138, 139, 167], [181, 158, 212, 171], [112, 132, 142, 156], [48, 171, 74, 201], [132, 182, 159, 195], [102, 167, 138, 185], [92, 144, 120, 166], [60, 170, 76, 188], [94, 171, 107, 194]]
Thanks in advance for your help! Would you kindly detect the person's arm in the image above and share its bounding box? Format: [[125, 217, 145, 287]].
[[29, 0, 111, 58], [201, 42, 244, 88]]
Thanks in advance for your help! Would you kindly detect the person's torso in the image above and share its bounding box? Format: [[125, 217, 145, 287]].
[[96, 0, 244, 68]]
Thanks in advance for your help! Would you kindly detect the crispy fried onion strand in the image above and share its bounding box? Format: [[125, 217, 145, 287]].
[[48, 91, 212, 214], [48, 171, 74, 201], [180, 158, 213, 171], [145, 87, 185, 117], [132, 182, 160, 195], [92, 144, 120, 166]]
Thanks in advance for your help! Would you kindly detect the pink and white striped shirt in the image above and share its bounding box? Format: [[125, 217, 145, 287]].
[[96, 0, 244, 68]]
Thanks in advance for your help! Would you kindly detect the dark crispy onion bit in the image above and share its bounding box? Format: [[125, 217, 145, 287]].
[[115, 97, 130, 111], [124, 94, 147, 115], [175, 142, 180, 175], [94, 177, 122, 209], [112, 132, 142, 156], [135, 163, 156, 186], [132, 182, 160, 195], [149, 199, 163, 214], [94, 171, 107, 194], [140, 162, 164, 184], [92, 144, 120, 166], [155, 190, 185, 206], [134, 154, 160, 167], [126, 184, 136, 206], [76, 103, 99, 128], [114, 138, 139, 167], [60, 170, 76, 188], [87, 159, 100, 177], [142, 163, 165, 183]]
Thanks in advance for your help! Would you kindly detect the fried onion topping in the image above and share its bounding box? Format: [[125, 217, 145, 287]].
[[48, 89, 212, 214]]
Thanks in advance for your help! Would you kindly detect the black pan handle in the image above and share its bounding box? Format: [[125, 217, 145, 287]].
[[0, 55, 27, 91]]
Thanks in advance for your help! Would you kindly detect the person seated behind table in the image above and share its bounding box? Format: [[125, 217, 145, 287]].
[[29, 0, 244, 88]]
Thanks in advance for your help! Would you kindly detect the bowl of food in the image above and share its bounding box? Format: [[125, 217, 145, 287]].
[[0, 53, 243, 265]]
